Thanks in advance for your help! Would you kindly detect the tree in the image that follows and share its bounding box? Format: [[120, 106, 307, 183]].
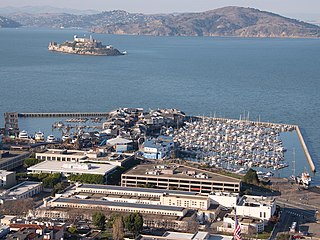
[[242, 168, 260, 185], [112, 216, 124, 240], [92, 212, 106, 230], [24, 158, 42, 167], [124, 212, 143, 237]]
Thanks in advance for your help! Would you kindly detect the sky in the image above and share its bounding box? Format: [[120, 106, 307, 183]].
[[0, 0, 320, 21]]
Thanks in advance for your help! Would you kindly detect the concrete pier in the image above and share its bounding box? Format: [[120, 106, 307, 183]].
[[295, 126, 316, 172], [18, 112, 109, 118]]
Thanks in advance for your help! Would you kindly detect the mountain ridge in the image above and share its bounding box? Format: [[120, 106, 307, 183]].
[[4, 6, 320, 38]]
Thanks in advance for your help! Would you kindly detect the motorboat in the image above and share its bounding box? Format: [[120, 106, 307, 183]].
[[62, 135, 71, 142], [47, 135, 55, 143], [35, 131, 45, 141], [18, 130, 29, 139]]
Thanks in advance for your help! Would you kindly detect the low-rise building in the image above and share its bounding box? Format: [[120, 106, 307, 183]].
[[0, 170, 16, 188], [0, 181, 42, 203], [75, 184, 210, 210], [209, 191, 239, 208], [121, 164, 241, 194], [137, 231, 211, 240], [107, 137, 133, 152], [236, 195, 276, 222], [9, 222, 65, 240], [143, 136, 174, 159], [27, 161, 117, 181], [35, 149, 133, 166], [43, 197, 188, 217], [217, 214, 264, 234], [0, 151, 30, 170]]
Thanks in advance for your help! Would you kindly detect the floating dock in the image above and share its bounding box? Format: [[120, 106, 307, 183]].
[[18, 112, 109, 118]]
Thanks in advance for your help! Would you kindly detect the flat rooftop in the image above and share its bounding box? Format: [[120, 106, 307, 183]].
[[51, 197, 185, 211], [28, 161, 117, 175], [78, 184, 202, 196], [123, 164, 240, 183], [3, 181, 41, 197], [238, 195, 275, 206]]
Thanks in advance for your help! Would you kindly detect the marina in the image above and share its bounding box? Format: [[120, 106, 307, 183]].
[[10, 110, 315, 182]]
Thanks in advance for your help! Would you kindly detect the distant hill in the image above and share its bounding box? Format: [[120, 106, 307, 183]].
[[5, 6, 320, 38], [0, 16, 21, 28]]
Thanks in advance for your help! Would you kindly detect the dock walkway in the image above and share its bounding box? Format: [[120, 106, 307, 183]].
[[18, 112, 109, 118]]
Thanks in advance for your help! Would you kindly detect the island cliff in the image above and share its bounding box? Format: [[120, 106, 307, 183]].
[[48, 35, 125, 56]]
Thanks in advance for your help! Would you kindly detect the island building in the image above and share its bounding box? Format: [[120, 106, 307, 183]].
[[27, 161, 117, 182], [0, 181, 42, 203], [0, 151, 30, 170], [0, 170, 16, 189], [121, 164, 241, 194], [35, 149, 134, 166], [48, 35, 124, 56]]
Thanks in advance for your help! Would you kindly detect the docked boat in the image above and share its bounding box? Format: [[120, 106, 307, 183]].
[[62, 135, 71, 142], [18, 130, 29, 139], [35, 131, 45, 141], [296, 169, 311, 188], [47, 135, 56, 143]]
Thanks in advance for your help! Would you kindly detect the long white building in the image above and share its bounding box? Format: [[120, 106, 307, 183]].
[[27, 161, 117, 180]]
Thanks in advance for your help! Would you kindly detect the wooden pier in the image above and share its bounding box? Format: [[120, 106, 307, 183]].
[[18, 112, 109, 118]]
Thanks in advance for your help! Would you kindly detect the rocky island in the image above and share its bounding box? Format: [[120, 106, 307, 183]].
[[48, 35, 125, 56]]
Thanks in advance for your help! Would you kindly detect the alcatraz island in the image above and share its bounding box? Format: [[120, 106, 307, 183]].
[[48, 35, 126, 56]]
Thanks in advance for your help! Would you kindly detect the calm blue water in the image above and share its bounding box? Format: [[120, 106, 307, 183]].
[[0, 28, 319, 183]]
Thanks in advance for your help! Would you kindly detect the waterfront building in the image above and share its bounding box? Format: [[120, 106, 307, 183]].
[[4, 112, 19, 137], [143, 136, 174, 159], [209, 192, 239, 208], [35, 149, 133, 166], [236, 195, 276, 222], [0, 151, 30, 170], [0, 181, 42, 203], [0, 170, 16, 189], [121, 164, 241, 193], [107, 137, 133, 152], [27, 161, 117, 180]]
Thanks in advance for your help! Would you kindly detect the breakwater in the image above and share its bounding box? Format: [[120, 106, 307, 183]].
[[18, 112, 109, 118], [296, 126, 316, 172]]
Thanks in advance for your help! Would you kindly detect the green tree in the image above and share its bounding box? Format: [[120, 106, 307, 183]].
[[124, 212, 143, 236], [24, 158, 42, 167], [242, 168, 260, 185], [92, 212, 106, 230], [112, 216, 124, 240]]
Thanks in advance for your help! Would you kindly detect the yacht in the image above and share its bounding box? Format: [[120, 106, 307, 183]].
[[35, 131, 45, 141], [47, 135, 55, 143], [62, 135, 71, 142], [296, 169, 312, 188], [18, 130, 29, 139]]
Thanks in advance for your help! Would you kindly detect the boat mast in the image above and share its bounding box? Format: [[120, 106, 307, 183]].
[[292, 148, 296, 177]]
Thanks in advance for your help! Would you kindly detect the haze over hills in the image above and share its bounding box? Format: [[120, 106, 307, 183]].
[[0, 15, 21, 28], [2, 6, 320, 38], [0, 6, 99, 15]]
